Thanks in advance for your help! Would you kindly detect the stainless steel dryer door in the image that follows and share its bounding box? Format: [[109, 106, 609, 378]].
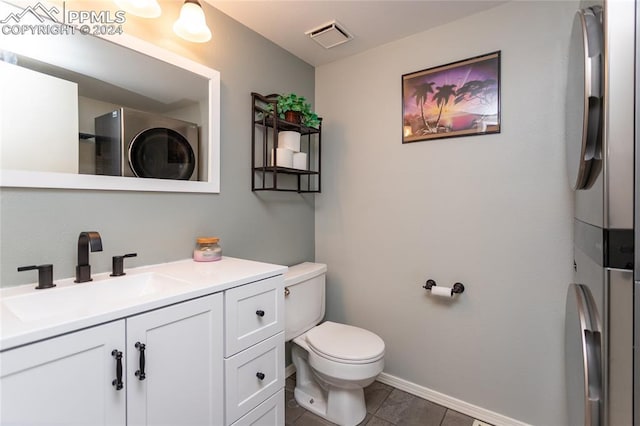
[[566, 283, 603, 426], [565, 7, 603, 190], [128, 128, 196, 180]]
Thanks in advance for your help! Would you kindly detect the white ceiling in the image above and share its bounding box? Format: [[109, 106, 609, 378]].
[[206, 1, 508, 67]]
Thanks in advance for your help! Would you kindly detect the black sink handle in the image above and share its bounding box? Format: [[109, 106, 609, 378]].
[[17, 264, 56, 290], [110, 253, 138, 277]]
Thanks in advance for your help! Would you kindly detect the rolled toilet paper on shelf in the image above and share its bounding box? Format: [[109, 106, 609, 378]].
[[430, 286, 453, 298], [293, 152, 307, 170], [270, 148, 294, 168], [278, 131, 301, 152]]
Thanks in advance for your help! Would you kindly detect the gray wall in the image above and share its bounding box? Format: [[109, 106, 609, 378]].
[[315, 1, 576, 425], [0, 2, 315, 286]]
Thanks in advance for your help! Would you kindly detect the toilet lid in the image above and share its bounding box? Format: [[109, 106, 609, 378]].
[[305, 321, 385, 364]]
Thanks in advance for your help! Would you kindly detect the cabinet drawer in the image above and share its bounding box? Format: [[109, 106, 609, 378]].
[[225, 275, 284, 356], [224, 332, 284, 425], [231, 389, 284, 426]]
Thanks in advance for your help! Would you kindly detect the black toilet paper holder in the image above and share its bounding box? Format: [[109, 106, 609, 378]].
[[422, 279, 465, 295]]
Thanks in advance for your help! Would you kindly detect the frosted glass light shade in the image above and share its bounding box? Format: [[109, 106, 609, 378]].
[[114, 0, 161, 18], [173, 0, 212, 43]]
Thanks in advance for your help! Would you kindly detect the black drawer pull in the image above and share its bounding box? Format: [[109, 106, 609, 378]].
[[256, 310, 265, 317], [256, 372, 265, 380], [111, 349, 123, 390], [135, 342, 146, 381]]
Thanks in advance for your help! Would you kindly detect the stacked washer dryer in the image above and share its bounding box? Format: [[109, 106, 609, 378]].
[[564, 1, 636, 425]]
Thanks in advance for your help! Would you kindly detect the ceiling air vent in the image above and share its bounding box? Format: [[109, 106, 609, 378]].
[[306, 21, 353, 49]]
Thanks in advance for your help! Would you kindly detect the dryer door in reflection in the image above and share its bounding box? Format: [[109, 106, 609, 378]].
[[128, 128, 196, 180], [565, 283, 602, 426]]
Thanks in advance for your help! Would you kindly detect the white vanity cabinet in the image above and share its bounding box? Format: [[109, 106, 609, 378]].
[[0, 257, 287, 426], [224, 275, 285, 425], [0, 293, 223, 426]]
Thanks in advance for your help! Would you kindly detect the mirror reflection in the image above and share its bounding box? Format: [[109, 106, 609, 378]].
[[0, 2, 219, 192]]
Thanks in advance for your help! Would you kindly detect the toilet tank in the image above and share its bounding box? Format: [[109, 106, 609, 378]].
[[284, 262, 327, 341]]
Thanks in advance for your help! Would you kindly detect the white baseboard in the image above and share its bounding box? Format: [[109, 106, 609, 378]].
[[376, 372, 531, 426], [285, 365, 529, 426], [285, 363, 296, 378]]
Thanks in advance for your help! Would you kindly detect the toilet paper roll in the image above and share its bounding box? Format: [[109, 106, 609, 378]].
[[278, 131, 301, 152], [293, 152, 307, 170], [430, 286, 453, 298], [270, 148, 294, 168]]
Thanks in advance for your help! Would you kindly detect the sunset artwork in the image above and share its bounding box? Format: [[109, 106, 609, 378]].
[[402, 51, 501, 143]]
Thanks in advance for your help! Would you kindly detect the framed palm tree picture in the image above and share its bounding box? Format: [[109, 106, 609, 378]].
[[402, 51, 501, 143]]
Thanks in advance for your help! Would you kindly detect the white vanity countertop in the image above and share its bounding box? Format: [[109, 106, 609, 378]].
[[0, 257, 287, 351]]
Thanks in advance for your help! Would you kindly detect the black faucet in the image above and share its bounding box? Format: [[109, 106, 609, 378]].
[[75, 231, 103, 283]]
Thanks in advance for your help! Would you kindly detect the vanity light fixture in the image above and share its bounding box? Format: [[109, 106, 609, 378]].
[[173, 0, 212, 43], [114, 0, 162, 18]]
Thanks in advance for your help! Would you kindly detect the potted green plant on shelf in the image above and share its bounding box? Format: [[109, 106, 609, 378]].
[[267, 93, 320, 128]]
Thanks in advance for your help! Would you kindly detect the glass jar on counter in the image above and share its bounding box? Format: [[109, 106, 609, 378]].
[[193, 237, 222, 262]]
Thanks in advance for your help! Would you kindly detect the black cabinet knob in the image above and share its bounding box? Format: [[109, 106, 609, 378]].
[[256, 372, 265, 380], [256, 310, 265, 317]]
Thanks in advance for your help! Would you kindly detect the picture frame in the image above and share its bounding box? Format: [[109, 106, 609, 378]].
[[402, 51, 501, 143]]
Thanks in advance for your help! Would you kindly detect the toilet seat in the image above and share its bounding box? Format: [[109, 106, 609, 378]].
[[305, 321, 385, 364]]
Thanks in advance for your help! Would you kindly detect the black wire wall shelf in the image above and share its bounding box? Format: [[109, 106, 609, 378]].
[[251, 92, 322, 193]]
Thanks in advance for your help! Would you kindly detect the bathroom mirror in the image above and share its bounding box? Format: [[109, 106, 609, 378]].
[[0, 2, 220, 193]]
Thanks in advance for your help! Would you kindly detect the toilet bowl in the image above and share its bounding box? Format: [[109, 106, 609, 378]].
[[285, 263, 385, 426]]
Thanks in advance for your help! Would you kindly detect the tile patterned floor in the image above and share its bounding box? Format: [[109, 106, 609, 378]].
[[285, 375, 484, 426]]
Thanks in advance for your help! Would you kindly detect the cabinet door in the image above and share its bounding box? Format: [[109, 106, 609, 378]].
[[126, 294, 223, 426], [0, 320, 125, 425]]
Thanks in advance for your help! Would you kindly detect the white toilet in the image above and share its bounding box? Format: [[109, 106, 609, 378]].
[[285, 262, 385, 426]]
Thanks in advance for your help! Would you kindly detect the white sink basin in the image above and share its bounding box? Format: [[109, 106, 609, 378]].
[[2, 272, 192, 323]]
